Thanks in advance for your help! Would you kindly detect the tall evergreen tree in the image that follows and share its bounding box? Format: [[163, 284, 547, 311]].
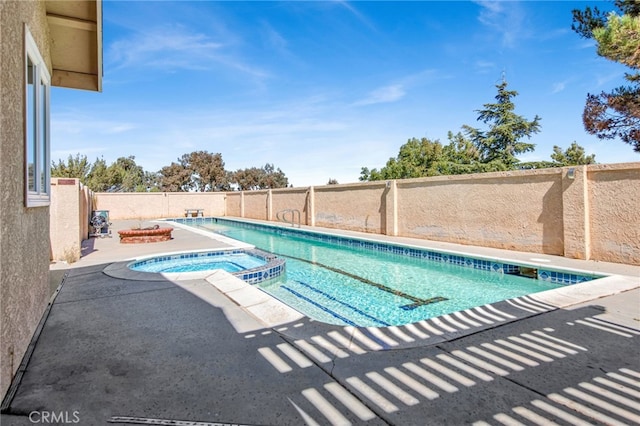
[[572, 1, 640, 151], [51, 153, 90, 183], [462, 80, 541, 168]]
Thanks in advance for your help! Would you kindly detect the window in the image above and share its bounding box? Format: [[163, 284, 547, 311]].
[[24, 25, 50, 207]]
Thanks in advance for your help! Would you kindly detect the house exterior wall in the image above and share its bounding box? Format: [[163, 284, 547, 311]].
[[0, 0, 53, 399]]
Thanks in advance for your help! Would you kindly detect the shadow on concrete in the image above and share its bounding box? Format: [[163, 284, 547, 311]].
[[80, 236, 97, 258], [1, 263, 326, 425], [2, 261, 639, 426]]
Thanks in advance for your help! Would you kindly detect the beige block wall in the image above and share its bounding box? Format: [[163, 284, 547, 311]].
[[49, 178, 93, 262], [561, 166, 589, 260], [94, 192, 227, 220], [588, 163, 640, 264], [50, 178, 86, 261], [242, 190, 270, 221], [397, 169, 564, 254], [1, 0, 53, 399], [314, 182, 387, 233], [271, 188, 309, 225], [226, 192, 242, 217], [230, 163, 639, 265]]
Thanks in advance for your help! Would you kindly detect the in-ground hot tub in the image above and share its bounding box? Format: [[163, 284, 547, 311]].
[[128, 248, 285, 283]]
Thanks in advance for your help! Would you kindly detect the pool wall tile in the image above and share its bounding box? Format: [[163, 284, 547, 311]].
[[130, 247, 285, 285], [172, 217, 600, 286]]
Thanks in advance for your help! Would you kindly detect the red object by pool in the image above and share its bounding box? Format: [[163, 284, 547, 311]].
[[118, 227, 173, 243]]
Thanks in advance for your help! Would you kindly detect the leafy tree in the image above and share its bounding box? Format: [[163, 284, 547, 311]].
[[359, 137, 445, 181], [86, 157, 111, 192], [550, 141, 597, 166], [231, 163, 289, 190], [572, 1, 640, 151], [51, 153, 90, 182], [462, 80, 541, 168], [432, 131, 501, 175], [110, 156, 146, 192], [517, 161, 558, 170], [520, 142, 596, 169], [143, 171, 161, 192], [159, 151, 228, 192], [186, 151, 228, 191], [232, 167, 261, 190], [593, 13, 640, 68], [571, 1, 640, 38], [360, 81, 541, 181], [259, 163, 289, 189], [159, 162, 192, 192], [327, 178, 339, 185]]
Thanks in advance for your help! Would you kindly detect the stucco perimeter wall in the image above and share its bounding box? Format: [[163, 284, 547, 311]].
[[272, 188, 309, 224], [226, 192, 242, 217], [0, 0, 52, 399], [397, 169, 565, 254], [94, 192, 226, 220], [242, 190, 270, 221], [50, 178, 93, 261], [231, 162, 639, 265], [588, 163, 640, 264], [314, 182, 387, 233]]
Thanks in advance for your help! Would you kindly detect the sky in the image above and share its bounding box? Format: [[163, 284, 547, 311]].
[[51, 0, 638, 187]]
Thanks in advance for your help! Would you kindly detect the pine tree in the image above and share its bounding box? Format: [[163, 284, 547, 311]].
[[463, 80, 541, 168]]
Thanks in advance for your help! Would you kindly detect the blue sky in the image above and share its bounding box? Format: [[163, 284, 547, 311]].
[[51, 0, 638, 187]]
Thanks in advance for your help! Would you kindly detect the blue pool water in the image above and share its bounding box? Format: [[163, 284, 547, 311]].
[[176, 218, 573, 327], [130, 252, 266, 273]]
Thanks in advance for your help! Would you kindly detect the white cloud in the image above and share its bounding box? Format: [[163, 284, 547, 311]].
[[353, 84, 406, 106], [475, 60, 496, 74], [596, 71, 623, 88], [474, 0, 527, 48], [109, 26, 220, 69], [107, 124, 136, 134], [107, 25, 267, 78], [334, 0, 377, 32], [261, 22, 289, 54], [551, 81, 566, 94]]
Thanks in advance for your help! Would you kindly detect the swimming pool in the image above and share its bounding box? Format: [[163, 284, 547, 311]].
[[173, 218, 599, 327]]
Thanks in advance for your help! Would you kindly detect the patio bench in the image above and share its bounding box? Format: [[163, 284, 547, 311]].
[[185, 208, 204, 217]]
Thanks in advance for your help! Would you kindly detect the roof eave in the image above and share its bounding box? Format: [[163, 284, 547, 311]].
[[46, 0, 103, 92]]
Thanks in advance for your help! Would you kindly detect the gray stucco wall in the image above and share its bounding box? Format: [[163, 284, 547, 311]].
[[1, 0, 53, 399]]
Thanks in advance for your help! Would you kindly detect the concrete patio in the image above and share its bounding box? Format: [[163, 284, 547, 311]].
[[1, 220, 639, 425]]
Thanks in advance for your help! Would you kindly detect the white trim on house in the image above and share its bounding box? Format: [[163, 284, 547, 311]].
[[24, 24, 51, 208]]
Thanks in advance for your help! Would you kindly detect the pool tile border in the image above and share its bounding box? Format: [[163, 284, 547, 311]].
[[128, 247, 285, 284], [174, 217, 601, 286]]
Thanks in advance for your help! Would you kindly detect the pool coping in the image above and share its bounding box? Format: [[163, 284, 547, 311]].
[[124, 247, 285, 284]]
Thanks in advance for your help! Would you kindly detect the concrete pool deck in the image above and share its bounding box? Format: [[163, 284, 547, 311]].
[[2, 219, 639, 425]]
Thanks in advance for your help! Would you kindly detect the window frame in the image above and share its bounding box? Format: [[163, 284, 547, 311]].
[[24, 25, 51, 208]]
